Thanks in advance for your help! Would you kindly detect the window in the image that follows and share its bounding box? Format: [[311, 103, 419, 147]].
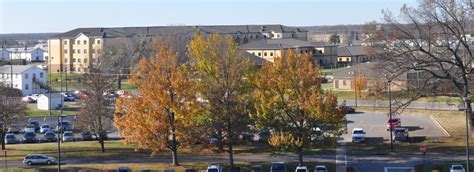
[[64, 50, 68, 54], [72, 49, 76, 54], [312, 49, 316, 54], [25, 84, 29, 90], [256, 35, 259, 39], [64, 58, 68, 63], [84, 49, 87, 54], [343, 80, 347, 86], [78, 58, 81, 63], [84, 58, 88, 63], [96, 40, 101, 44], [264, 52, 267, 56], [77, 49, 81, 54], [77, 40, 80, 45], [72, 58, 76, 63], [64, 40, 68, 45], [40, 72, 43, 78], [258, 52, 261, 56], [270, 52, 274, 56], [24, 73, 28, 79], [252, 52, 255, 55], [250, 35, 253, 39], [83, 40, 87, 44]]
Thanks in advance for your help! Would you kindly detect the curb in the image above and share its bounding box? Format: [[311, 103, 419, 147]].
[[429, 115, 451, 137]]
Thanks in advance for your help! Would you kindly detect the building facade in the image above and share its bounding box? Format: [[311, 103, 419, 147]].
[[48, 25, 307, 73], [0, 65, 47, 95]]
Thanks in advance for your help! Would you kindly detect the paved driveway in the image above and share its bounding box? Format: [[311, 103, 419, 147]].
[[341, 112, 448, 143]]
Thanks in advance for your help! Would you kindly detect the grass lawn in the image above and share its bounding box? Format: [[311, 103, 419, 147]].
[[347, 107, 472, 155], [26, 102, 80, 117]]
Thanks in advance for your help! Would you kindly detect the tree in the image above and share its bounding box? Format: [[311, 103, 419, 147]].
[[380, 0, 474, 133], [187, 33, 255, 169], [252, 50, 346, 165], [77, 58, 115, 153], [328, 33, 341, 44], [114, 39, 195, 166], [352, 76, 368, 98], [0, 84, 26, 150]]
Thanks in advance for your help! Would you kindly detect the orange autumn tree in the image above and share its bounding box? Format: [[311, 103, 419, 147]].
[[252, 50, 346, 166], [114, 39, 195, 166]]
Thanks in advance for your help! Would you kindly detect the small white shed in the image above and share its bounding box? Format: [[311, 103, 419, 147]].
[[37, 93, 62, 110]]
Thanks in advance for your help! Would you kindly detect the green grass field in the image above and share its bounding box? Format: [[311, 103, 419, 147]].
[[26, 103, 79, 117]]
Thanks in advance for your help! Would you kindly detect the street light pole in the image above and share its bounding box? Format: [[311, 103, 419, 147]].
[[389, 79, 393, 152], [354, 69, 358, 107], [464, 96, 470, 172]]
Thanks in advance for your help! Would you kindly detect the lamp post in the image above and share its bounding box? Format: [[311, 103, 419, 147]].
[[348, 70, 358, 107], [388, 79, 393, 152], [463, 96, 470, 172], [56, 69, 63, 172]]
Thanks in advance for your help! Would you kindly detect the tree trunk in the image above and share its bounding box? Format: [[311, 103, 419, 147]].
[[171, 148, 179, 166], [297, 146, 304, 166], [117, 69, 122, 89], [169, 111, 179, 166], [99, 136, 105, 153], [1, 128, 5, 150], [217, 130, 224, 151], [227, 118, 234, 170]]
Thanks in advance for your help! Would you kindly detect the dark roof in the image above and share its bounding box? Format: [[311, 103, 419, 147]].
[[51, 25, 306, 39], [243, 52, 266, 66], [332, 62, 380, 79], [241, 38, 330, 50], [337, 46, 368, 57]]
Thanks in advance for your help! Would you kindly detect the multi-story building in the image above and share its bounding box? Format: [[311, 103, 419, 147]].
[[240, 38, 338, 67], [48, 25, 307, 73], [0, 65, 47, 95]]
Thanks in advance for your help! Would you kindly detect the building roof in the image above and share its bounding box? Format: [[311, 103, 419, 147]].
[[50, 25, 307, 39], [241, 38, 329, 50], [332, 62, 381, 79], [337, 46, 368, 57], [0, 65, 39, 74], [243, 52, 266, 66]]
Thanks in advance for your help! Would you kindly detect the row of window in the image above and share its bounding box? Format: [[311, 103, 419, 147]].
[[252, 52, 274, 57], [64, 58, 88, 63], [64, 39, 101, 45], [64, 49, 100, 54], [0, 72, 43, 79]]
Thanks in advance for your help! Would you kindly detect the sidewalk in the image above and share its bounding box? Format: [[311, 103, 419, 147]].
[[340, 99, 463, 111]]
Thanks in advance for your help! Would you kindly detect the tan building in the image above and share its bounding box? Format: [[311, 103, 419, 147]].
[[48, 25, 308, 73], [336, 46, 377, 67], [240, 38, 338, 67]]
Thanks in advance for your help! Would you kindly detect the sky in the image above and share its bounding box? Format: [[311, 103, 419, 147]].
[[0, 0, 417, 34]]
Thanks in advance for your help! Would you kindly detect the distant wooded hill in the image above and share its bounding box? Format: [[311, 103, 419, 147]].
[[0, 33, 59, 41]]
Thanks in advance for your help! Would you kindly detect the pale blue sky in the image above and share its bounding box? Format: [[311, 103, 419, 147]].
[[0, 0, 416, 33]]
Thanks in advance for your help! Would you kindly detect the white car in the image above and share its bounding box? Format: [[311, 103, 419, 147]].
[[207, 165, 223, 172], [450, 165, 465, 172], [24, 125, 36, 133], [62, 131, 75, 142], [295, 166, 309, 172], [40, 124, 50, 134], [315, 165, 328, 172], [351, 128, 366, 142]]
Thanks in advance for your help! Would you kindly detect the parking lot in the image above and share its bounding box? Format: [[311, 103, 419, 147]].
[[342, 112, 448, 143]]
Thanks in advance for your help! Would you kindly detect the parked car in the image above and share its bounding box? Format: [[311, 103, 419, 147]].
[[23, 154, 56, 165], [62, 92, 76, 101], [117, 167, 131, 172], [43, 132, 57, 142], [7, 124, 21, 134], [270, 162, 286, 172], [295, 166, 309, 172], [81, 131, 94, 141], [5, 133, 16, 144], [62, 131, 75, 142], [450, 165, 465, 172], [250, 165, 262, 172], [24, 124, 36, 133], [207, 165, 223, 172], [29, 120, 40, 132], [386, 117, 401, 131], [392, 127, 409, 142], [314, 165, 328, 172], [351, 128, 366, 143], [23, 132, 37, 143], [40, 124, 51, 134], [21, 96, 36, 103], [342, 106, 356, 114], [56, 121, 71, 132]]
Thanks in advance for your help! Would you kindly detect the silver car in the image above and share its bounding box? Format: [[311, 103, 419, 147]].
[[23, 154, 56, 165]]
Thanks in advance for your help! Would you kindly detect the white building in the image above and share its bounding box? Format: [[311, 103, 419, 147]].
[[0, 49, 9, 61], [37, 93, 62, 110], [8, 45, 47, 62], [0, 65, 47, 95]]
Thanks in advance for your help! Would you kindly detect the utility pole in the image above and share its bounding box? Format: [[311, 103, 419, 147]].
[[464, 96, 470, 172], [57, 68, 63, 172]]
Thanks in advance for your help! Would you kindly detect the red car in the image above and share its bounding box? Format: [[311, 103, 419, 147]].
[[386, 118, 401, 131]]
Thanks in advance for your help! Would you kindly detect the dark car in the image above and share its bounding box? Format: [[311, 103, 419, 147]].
[[43, 132, 57, 142], [23, 132, 37, 143], [29, 121, 40, 132], [392, 127, 409, 142], [341, 106, 356, 114], [56, 121, 71, 132], [270, 162, 286, 172], [81, 131, 94, 141]]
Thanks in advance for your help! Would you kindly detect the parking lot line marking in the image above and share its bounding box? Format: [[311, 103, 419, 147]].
[[44, 117, 47, 121], [429, 116, 450, 137]]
